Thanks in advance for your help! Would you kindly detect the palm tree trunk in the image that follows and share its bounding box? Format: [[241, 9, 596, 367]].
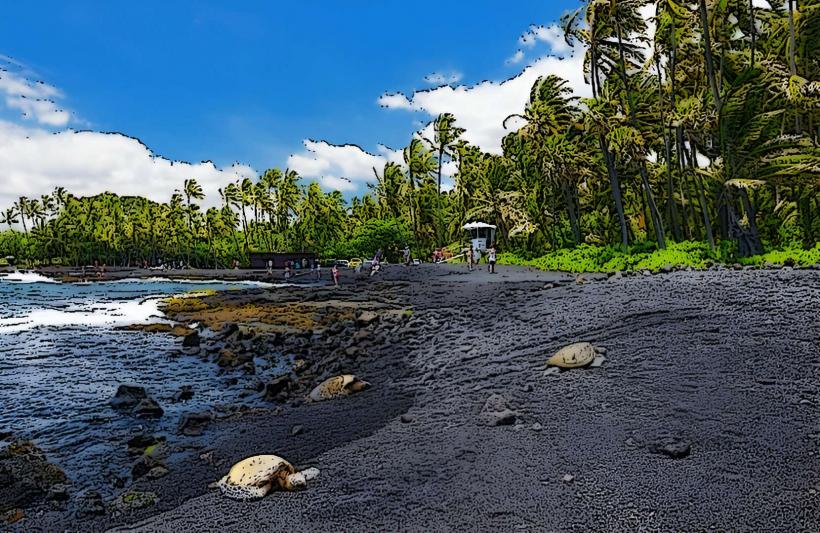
[[749, 0, 756, 67], [562, 183, 581, 245], [639, 163, 666, 249], [788, 0, 801, 133], [699, 0, 722, 112], [600, 137, 629, 248], [436, 144, 445, 247], [687, 138, 715, 251]]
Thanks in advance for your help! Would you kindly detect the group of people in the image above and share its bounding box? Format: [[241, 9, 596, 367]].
[[465, 243, 497, 274], [279, 258, 339, 286]]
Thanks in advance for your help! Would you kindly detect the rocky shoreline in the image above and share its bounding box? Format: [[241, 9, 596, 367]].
[[4, 264, 820, 531]]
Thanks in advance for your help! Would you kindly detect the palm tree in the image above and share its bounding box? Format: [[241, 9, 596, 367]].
[[1, 207, 19, 230], [428, 113, 465, 246]]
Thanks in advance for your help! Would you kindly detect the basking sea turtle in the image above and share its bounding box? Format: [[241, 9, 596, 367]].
[[213, 455, 318, 501], [547, 342, 605, 369], [308, 374, 370, 402]]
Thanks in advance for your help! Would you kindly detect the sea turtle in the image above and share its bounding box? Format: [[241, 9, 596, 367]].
[[308, 374, 370, 402], [546, 342, 605, 369], [213, 455, 318, 501]]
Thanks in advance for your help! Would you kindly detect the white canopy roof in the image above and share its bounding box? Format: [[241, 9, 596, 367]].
[[462, 222, 497, 230]]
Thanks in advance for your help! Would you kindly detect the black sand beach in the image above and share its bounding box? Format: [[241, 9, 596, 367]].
[[10, 264, 820, 531]]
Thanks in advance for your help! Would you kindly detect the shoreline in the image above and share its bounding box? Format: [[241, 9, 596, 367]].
[[6, 264, 820, 531]]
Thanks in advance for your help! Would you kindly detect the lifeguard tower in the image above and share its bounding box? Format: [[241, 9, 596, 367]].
[[462, 222, 496, 251]]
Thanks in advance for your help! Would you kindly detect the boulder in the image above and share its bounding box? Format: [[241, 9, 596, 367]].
[[126, 435, 165, 456], [0, 440, 68, 512], [356, 310, 379, 327], [262, 375, 293, 402], [478, 394, 518, 427], [131, 454, 164, 480], [109, 385, 147, 410], [182, 330, 200, 347], [649, 435, 692, 459], [214, 348, 252, 368], [172, 385, 194, 402], [133, 398, 164, 418], [178, 411, 213, 437], [112, 490, 157, 512], [76, 490, 105, 517]]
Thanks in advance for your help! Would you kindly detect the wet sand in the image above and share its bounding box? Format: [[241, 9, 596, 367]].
[[17, 264, 820, 531]]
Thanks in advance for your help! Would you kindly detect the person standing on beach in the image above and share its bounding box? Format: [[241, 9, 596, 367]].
[[284, 261, 291, 281], [467, 244, 474, 272], [331, 263, 339, 286], [403, 245, 411, 266], [266, 259, 273, 275], [315, 261, 322, 281], [487, 245, 497, 274]]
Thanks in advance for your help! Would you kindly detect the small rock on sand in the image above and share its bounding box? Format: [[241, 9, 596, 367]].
[[478, 394, 518, 427], [649, 435, 692, 459], [290, 425, 304, 436], [562, 474, 575, 483]]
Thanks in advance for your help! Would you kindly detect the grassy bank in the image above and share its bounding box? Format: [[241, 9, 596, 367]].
[[497, 242, 820, 273]]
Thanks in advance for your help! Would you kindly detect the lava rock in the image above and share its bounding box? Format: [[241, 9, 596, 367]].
[[112, 490, 157, 512], [133, 398, 164, 418], [478, 394, 518, 427], [76, 490, 105, 517], [356, 310, 379, 327], [262, 375, 293, 402], [109, 385, 147, 410], [178, 411, 213, 437], [182, 330, 200, 347], [649, 435, 692, 459], [172, 385, 194, 402], [290, 425, 304, 436], [126, 435, 165, 456], [146, 466, 169, 479], [47, 483, 69, 502], [0, 440, 68, 513]]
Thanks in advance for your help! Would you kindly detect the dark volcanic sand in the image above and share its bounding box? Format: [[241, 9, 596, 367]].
[[19, 265, 820, 532]]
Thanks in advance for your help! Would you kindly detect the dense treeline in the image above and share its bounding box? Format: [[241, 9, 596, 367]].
[[1, 0, 818, 267]]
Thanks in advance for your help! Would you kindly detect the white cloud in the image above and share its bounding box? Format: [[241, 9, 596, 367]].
[[423, 72, 463, 85], [0, 119, 256, 211], [377, 92, 414, 110], [506, 50, 525, 65], [287, 140, 404, 193], [0, 56, 76, 127], [518, 25, 571, 56], [379, 52, 589, 154]]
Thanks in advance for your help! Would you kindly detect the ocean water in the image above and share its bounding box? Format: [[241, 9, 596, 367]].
[[0, 272, 280, 492]]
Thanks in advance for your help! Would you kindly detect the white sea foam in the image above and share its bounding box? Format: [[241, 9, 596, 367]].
[[0, 296, 167, 334], [0, 271, 59, 284]]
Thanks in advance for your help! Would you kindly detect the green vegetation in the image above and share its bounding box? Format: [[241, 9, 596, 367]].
[[0, 1, 817, 268], [499, 242, 820, 273]]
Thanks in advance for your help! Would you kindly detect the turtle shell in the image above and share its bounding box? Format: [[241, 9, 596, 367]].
[[547, 342, 596, 368], [309, 374, 369, 402], [217, 455, 297, 500]]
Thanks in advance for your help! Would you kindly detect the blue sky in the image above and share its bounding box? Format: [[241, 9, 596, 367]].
[[0, 0, 585, 206]]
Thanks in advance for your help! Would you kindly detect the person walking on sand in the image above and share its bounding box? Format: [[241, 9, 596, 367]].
[[487, 245, 497, 274], [266, 259, 273, 276], [331, 263, 339, 286], [315, 261, 322, 281], [403, 245, 411, 266], [467, 243, 474, 272], [284, 261, 291, 281]]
